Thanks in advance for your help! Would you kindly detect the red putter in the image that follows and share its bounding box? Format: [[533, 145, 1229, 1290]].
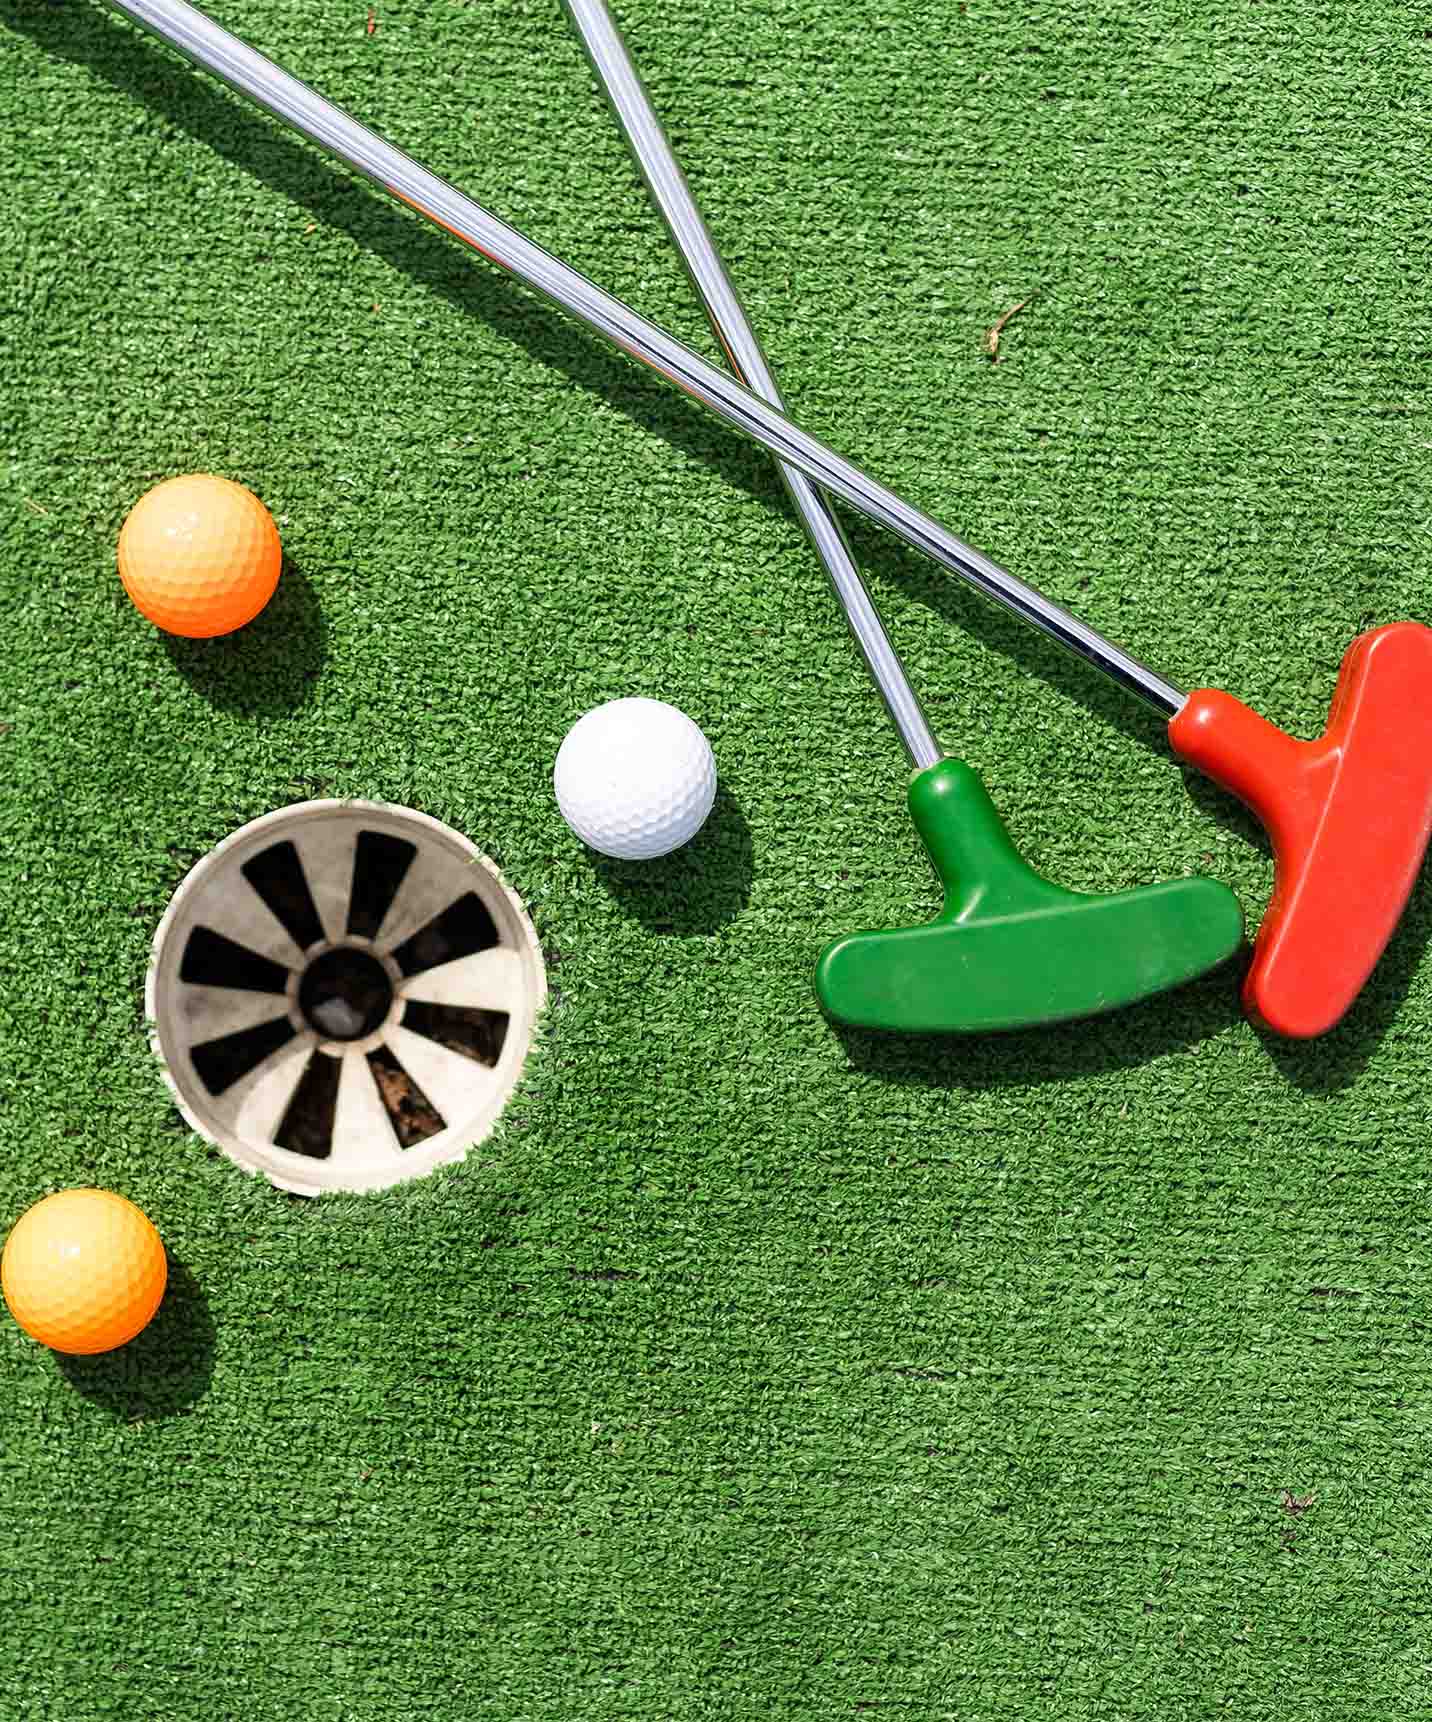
[[1171, 622, 1432, 1038], [96, 0, 1432, 1038]]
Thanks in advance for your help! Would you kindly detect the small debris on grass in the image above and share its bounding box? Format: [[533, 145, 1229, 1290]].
[[23, 498, 50, 516], [1279, 1489, 1316, 1549], [366, 9, 377, 34], [984, 295, 1034, 362]]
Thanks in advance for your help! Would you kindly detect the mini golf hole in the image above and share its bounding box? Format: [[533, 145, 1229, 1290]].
[[149, 801, 547, 1193], [299, 946, 394, 1041]]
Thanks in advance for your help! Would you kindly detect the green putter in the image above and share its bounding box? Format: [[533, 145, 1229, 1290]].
[[560, 0, 1244, 1033], [815, 758, 1242, 1033]]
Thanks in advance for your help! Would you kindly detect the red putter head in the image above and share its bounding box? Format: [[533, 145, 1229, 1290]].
[[1169, 622, 1432, 1038]]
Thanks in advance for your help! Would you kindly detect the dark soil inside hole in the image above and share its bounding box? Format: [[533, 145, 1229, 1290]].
[[191, 1015, 297, 1097], [391, 892, 500, 977], [403, 1000, 509, 1067], [274, 1051, 341, 1158], [242, 840, 326, 953], [347, 830, 418, 940], [367, 1045, 445, 1146]]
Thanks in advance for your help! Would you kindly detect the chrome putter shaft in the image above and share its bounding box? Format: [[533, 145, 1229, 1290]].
[[563, 0, 941, 768], [102, 0, 1183, 719]]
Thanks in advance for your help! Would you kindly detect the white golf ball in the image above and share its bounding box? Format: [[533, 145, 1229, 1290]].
[[554, 698, 717, 860]]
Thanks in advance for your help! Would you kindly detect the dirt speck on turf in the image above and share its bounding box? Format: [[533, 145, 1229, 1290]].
[[1279, 1489, 1317, 1549], [984, 294, 1034, 361]]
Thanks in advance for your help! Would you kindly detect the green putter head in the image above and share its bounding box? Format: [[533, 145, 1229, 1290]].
[[816, 759, 1244, 1034]]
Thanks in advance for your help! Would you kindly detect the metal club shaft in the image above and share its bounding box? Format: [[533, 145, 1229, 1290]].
[[563, 0, 941, 769], [103, 0, 1186, 719]]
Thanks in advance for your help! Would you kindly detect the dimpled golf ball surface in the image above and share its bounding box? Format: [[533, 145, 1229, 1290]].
[[117, 473, 282, 637], [555, 698, 717, 860], [2, 1189, 167, 1355]]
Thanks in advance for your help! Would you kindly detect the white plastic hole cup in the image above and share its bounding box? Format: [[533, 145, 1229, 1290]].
[[146, 801, 547, 1195]]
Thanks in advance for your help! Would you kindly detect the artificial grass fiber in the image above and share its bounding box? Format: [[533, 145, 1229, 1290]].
[[3, 0, 1432, 1715]]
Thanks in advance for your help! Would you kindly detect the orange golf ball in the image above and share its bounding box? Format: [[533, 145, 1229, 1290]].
[[117, 473, 282, 637], [2, 1189, 168, 1355]]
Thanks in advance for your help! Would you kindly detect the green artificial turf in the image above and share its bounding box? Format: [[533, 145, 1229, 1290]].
[[3, 0, 1432, 1713]]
